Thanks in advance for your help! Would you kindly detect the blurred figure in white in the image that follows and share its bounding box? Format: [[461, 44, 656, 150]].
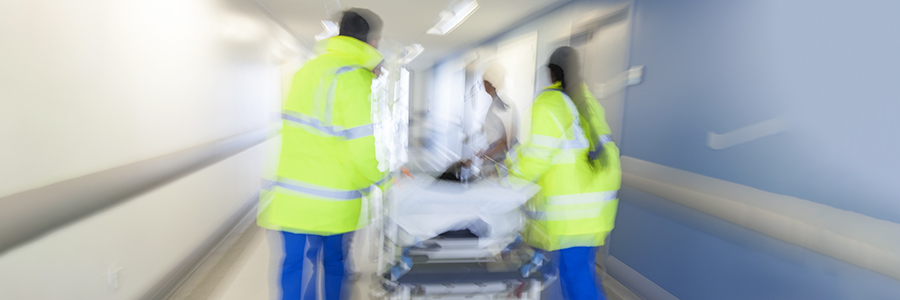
[[439, 63, 519, 181], [477, 63, 519, 176]]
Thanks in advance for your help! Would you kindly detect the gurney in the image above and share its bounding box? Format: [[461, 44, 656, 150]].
[[372, 173, 550, 300]]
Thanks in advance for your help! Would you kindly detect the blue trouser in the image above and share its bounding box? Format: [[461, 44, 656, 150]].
[[280, 231, 352, 300], [545, 247, 606, 300]]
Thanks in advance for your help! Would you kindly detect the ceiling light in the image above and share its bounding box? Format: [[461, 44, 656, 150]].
[[403, 44, 425, 64], [315, 20, 339, 41], [427, 0, 479, 35]]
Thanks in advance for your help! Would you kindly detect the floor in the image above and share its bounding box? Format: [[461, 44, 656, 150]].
[[170, 225, 641, 300]]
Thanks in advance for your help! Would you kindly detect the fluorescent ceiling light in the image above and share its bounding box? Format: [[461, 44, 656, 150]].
[[427, 0, 479, 35], [315, 20, 339, 41], [403, 44, 425, 64]]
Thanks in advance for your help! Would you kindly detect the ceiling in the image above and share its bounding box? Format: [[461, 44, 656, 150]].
[[257, 0, 569, 70]]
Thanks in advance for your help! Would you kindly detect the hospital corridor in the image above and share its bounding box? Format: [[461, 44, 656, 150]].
[[2, 0, 899, 300]]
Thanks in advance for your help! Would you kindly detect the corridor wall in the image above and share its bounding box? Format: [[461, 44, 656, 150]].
[[0, 0, 307, 298], [611, 0, 900, 299]]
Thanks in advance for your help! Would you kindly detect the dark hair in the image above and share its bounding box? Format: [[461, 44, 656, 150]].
[[339, 9, 383, 43], [548, 63, 566, 89], [548, 46, 602, 169]]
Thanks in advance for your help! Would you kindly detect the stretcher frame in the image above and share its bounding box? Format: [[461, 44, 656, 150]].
[[366, 178, 545, 300]]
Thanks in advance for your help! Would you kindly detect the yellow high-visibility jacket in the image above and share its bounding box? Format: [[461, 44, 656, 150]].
[[258, 36, 387, 235], [506, 82, 621, 251]]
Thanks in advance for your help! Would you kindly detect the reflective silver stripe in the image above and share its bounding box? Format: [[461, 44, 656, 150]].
[[559, 93, 591, 150], [599, 134, 613, 145], [531, 91, 591, 151], [336, 66, 360, 75], [523, 208, 604, 221], [271, 178, 363, 200], [374, 175, 390, 186], [344, 124, 374, 140], [282, 112, 374, 140], [560, 138, 589, 150], [546, 190, 618, 205], [591, 134, 614, 154], [283, 113, 337, 136]]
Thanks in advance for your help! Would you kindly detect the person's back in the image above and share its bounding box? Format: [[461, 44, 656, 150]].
[[507, 46, 621, 300], [259, 35, 384, 234], [257, 8, 386, 300], [513, 83, 610, 251]]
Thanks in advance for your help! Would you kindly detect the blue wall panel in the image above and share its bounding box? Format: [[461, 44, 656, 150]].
[[621, 0, 900, 221], [611, 187, 900, 300], [611, 0, 900, 298]]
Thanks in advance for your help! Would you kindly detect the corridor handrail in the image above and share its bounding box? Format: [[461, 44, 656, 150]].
[[621, 156, 900, 281], [0, 126, 280, 255]]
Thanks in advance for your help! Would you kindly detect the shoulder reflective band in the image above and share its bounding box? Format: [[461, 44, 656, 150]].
[[268, 178, 364, 201], [534, 90, 591, 150], [324, 65, 364, 124], [336, 65, 361, 75], [558, 93, 591, 149], [546, 190, 618, 205], [282, 112, 374, 140]]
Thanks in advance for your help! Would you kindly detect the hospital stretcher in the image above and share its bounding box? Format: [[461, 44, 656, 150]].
[[369, 174, 548, 300]]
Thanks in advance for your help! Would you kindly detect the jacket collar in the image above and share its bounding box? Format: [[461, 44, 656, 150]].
[[543, 81, 564, 91], [314, 36, 384, 71]]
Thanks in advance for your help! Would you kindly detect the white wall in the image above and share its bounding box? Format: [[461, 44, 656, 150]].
[[429, 59, 467, 159], [0, 0, 306, 298]]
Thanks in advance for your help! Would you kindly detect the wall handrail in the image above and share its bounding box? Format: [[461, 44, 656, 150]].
[[0, 127, 280, 255], [621, 156, 900, 281]]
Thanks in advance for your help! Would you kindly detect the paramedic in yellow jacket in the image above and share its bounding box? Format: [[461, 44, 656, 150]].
[[505, 47, 621, 300], [257, 9, 387, 300]]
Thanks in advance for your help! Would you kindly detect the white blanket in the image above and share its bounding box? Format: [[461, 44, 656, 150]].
[[387, 174, 540, 252]]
